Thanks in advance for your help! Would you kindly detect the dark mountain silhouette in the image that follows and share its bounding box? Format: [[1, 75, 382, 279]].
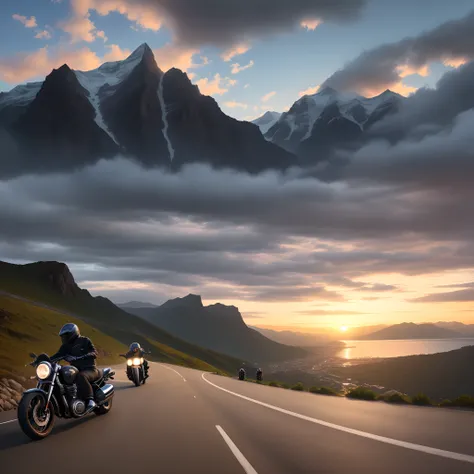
[[0, 261, 242, 373], [124, 295, 306, 362], [360, 322, 462, 340]]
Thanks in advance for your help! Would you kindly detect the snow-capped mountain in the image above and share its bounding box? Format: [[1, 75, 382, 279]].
[[252, 111, 281, 134], [264, 87, 404, 159], [1, 44, 294, 177]]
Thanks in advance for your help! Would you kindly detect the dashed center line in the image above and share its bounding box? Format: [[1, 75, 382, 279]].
[[216, 425, 259, 474]]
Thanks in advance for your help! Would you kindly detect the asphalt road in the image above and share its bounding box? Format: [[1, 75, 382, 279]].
[[1, 362, 474, 473]]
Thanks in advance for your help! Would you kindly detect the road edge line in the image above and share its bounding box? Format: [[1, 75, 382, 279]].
[[202, 373, 474, 465]]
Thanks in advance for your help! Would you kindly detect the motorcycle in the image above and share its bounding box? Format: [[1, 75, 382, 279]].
[[256, 370, 263, 382], [17, 352, 115, 440], [238, 369, 246, 381], [121, 353, 147, 386]]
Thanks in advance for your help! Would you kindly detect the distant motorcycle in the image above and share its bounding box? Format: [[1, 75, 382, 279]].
[[121, 353, 147, 386], [18, 352, 115, 440], [238, 368, 246, 381], [256, 368, 263, 382]]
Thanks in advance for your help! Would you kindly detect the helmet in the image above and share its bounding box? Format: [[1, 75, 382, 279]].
[[129, 342, 141, 353], [59, 323, 80, 345]]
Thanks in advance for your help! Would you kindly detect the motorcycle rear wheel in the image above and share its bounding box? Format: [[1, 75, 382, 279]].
[[95, 398, 113, 416]]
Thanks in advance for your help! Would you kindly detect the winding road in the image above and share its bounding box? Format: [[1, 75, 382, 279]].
[[1, 362, 474, 473]]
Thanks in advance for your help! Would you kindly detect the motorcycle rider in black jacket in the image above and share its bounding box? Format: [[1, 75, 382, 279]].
[[123, 342, 150, 379], [51, 323, 98, 414]]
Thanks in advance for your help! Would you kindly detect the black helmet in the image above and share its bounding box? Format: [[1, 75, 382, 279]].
[[129, 342, 141, 353], [59, 323, 80, 345]]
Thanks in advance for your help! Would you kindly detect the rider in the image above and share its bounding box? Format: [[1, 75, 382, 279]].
[[256, 367, 263, 380], [239, 367, 246, 379], [124, 342, 149, 379], [51, 323, 98, 414]]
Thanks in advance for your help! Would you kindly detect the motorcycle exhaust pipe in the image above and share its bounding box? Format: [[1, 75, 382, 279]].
[[96, 383, 114, 404]]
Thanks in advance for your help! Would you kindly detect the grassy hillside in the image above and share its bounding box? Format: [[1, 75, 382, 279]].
[[0, 261, 243, 374], [0, 294, 126, 379]]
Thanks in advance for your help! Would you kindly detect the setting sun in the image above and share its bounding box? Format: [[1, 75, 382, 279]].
[[340, 325, 348, 332]]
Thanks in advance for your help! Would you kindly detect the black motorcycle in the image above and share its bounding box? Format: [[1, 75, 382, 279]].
[[120, 353, 147, 387], [256, 369, 263, 382], [17, 352, 115, 440], [238, 369, 246, 381]]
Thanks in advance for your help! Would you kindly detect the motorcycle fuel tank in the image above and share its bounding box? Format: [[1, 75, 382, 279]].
[[60, 365, 79, 384]]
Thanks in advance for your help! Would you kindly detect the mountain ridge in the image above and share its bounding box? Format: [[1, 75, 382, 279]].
[[123, 296, 306, 362], [360, 322, 462, 340], [0, 260, 244, 373], [1, 43, 295, 176]]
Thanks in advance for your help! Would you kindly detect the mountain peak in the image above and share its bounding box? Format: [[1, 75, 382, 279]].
[[317, 86, 338, 96], [23, 261, 81, 297], [130, 43, 153, 58], [160, 293, 203, 310]]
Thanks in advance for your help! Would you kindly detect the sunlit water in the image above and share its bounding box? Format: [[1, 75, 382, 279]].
[[338, 338, 474, 359]]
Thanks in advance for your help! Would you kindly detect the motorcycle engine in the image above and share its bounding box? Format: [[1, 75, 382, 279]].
[[70, 399, 86, 417]]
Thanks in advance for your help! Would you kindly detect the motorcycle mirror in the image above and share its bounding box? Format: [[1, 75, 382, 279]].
[[29, 352, 37, 359]]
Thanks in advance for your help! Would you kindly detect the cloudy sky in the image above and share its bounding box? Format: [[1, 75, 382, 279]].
[[2, 1, 474, 332], [1, 0, 474, 120]]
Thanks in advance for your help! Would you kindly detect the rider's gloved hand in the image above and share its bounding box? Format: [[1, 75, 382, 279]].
[[64, 355, 77, 362]]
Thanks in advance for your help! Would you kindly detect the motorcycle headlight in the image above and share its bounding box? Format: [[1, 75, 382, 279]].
[[140, 357, 144, 364], [132, 358, 141, 366], [36, 362, 51, 380], [127, 359, 132, 366]]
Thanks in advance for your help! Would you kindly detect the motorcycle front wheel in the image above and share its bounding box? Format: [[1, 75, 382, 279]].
[[132, 367, 141, 387], [17, 392, 55, 440]]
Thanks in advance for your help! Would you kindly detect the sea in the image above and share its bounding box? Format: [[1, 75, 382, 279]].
[[338, 338, 474, 359]]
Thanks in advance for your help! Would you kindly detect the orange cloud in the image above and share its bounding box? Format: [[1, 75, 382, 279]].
[[221, 43, 251, 62], [364, 82, 417, 98], [300, 19, 322, 31], [0, 44, 129, 84], [231, 60, 254, 74], [35, 29, 52, 40], [59, 13, 99, 42], [12, 14, 37, 28], [396, 63, 430, 78], [195, 74, 229, 96], [153, 44, 200, 72], [299, 84, 320, 97], [60, 0, 163, 43], [224, 101, 248, 109], [261, 91, 276, 102], [102, 44, 131, 62], [442, 56, 468, 68]]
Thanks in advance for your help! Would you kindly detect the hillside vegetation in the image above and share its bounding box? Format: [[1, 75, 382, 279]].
[[337, 345, 474, 399], [0, 294, 126, 379], [0, 261, 243, 374]]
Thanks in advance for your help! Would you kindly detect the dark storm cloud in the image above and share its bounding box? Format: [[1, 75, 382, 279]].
[[252, 286, 344, 303], [322, 10, 474, 93], [137, 0, 367, 46], [366, 60, 474, 143], [412, 289, 474, 303]]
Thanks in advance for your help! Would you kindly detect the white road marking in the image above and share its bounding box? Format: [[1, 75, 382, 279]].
[[202, 373, 474, 465], [0, 419, 15, 425], [216, 425, 259, 474], [161, 365, 186, 382]]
